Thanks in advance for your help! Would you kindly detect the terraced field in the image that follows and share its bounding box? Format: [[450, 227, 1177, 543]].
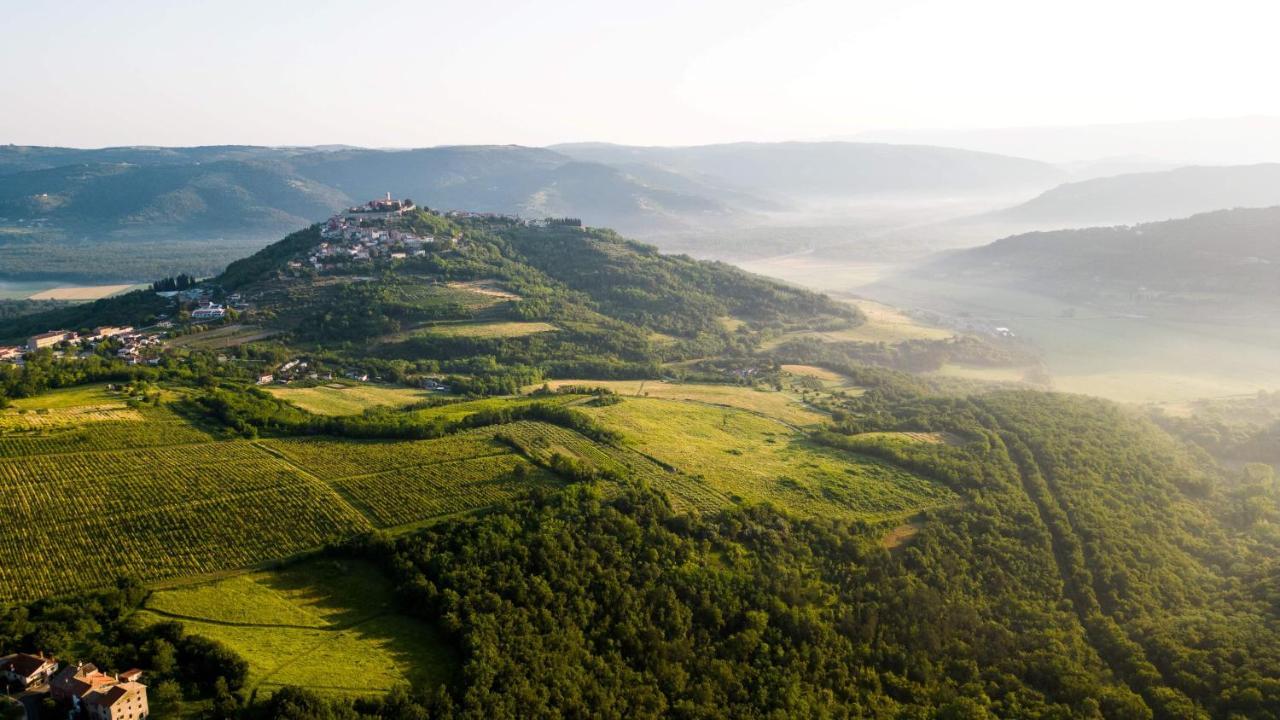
[[140, 558, 454, 699]]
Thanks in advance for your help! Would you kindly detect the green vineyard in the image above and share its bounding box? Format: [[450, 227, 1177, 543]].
[[264, 428, 561, 528], [0, 385, 955, 604], [0, 438, 372, 603]]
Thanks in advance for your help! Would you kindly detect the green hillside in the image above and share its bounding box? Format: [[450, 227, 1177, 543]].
[[0, 214, 1276, 718], [925, 205, 1280, 306]]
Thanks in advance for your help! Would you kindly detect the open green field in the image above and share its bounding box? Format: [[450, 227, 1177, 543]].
[[580, 397, 955, 521], [267, 383, 435, 416], [761, 297, 953, 350], [534, 380, 827, 427], [140, 558, 454, 699], [409, 320, 558, 339]]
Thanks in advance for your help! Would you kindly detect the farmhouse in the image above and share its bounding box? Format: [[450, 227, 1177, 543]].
[[1, 651, 58, 689], [191, 303, 227, 320], [27, 330, 76, 351], [51, 663, 148, 719], [93, 326, 134, 340]]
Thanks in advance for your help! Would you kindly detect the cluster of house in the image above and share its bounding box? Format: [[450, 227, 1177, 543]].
[[312, 199, 444, 270], [0, 327, 167, 365], [1, 652, 148, 719], [255, 357, 327, 385]]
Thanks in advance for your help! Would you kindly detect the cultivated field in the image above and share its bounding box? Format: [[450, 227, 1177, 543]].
[[0, 434, 372, 603], [0, 391, 580, 601], [263, 426, 558, 528], [26, 283, 140, 300], [267, 383, 434, 416], [168, 324, 279, 349], [140, 558, 454, 699], [533, 380, 827, 427], [580, 398, 955, 521]]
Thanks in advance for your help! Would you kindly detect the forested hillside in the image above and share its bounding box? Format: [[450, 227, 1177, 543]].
[[925, 205, 1280, 305], [242, 386, 1280, 719]]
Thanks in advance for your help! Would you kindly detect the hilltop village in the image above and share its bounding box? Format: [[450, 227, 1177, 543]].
[[0, 198, 580, 391]]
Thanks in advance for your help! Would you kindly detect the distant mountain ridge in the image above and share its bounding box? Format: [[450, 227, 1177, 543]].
[[552, 141, 1064, 200], [925, 205, 1280, 305], [0, 141, 1072, 280], [988, 163, 1280, 227]]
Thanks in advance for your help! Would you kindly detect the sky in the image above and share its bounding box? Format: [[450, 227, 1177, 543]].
[[3, 0, 1280, 148]]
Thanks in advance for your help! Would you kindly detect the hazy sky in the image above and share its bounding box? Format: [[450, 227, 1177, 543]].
[[4, 0, 1279, 148]]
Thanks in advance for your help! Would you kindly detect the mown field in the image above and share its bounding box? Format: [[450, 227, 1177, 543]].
[[266, 383, 436, 416], [140, 558, 454, 700], [407, 320, 558, 338]]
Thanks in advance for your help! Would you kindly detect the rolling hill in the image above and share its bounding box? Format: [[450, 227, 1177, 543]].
[[552, 140, 1065, 201], [988, 163, 1280, 227], [926, 205, 1280, 305], [1, 211, 1278, 718], [0, 141, 1070, 280]]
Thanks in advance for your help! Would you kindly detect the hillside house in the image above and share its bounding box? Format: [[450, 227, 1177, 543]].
[[0, 346, 22, 362], [92, 326, 134, 340], [27, 330, 76, 352], [1, 652, 58, 689], [190, 303, 227, 321], [51, 663, 148, 720]]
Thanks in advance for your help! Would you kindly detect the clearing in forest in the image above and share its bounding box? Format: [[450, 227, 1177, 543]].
[[410, 320, 558, 339], [580, 398, 955, 521], [140, 558, 455, 699]]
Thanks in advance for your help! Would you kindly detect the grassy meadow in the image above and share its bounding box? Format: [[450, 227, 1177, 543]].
[[534, 379, 828, 426], [580, 397, 955, 522], [266, 383, 435, 416], [141, 558, 455, 700]]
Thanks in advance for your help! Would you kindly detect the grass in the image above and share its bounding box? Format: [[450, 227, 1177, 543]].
[[409, 321, 557, 339], [140, 558, 454, 699], [26, 283, 141, 300], [267, 383, 435, 416], [580, 398, 955, 521], [762, 298, 953, 350], [534, 380, 827, 427], [7, 383, 122, 410]]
